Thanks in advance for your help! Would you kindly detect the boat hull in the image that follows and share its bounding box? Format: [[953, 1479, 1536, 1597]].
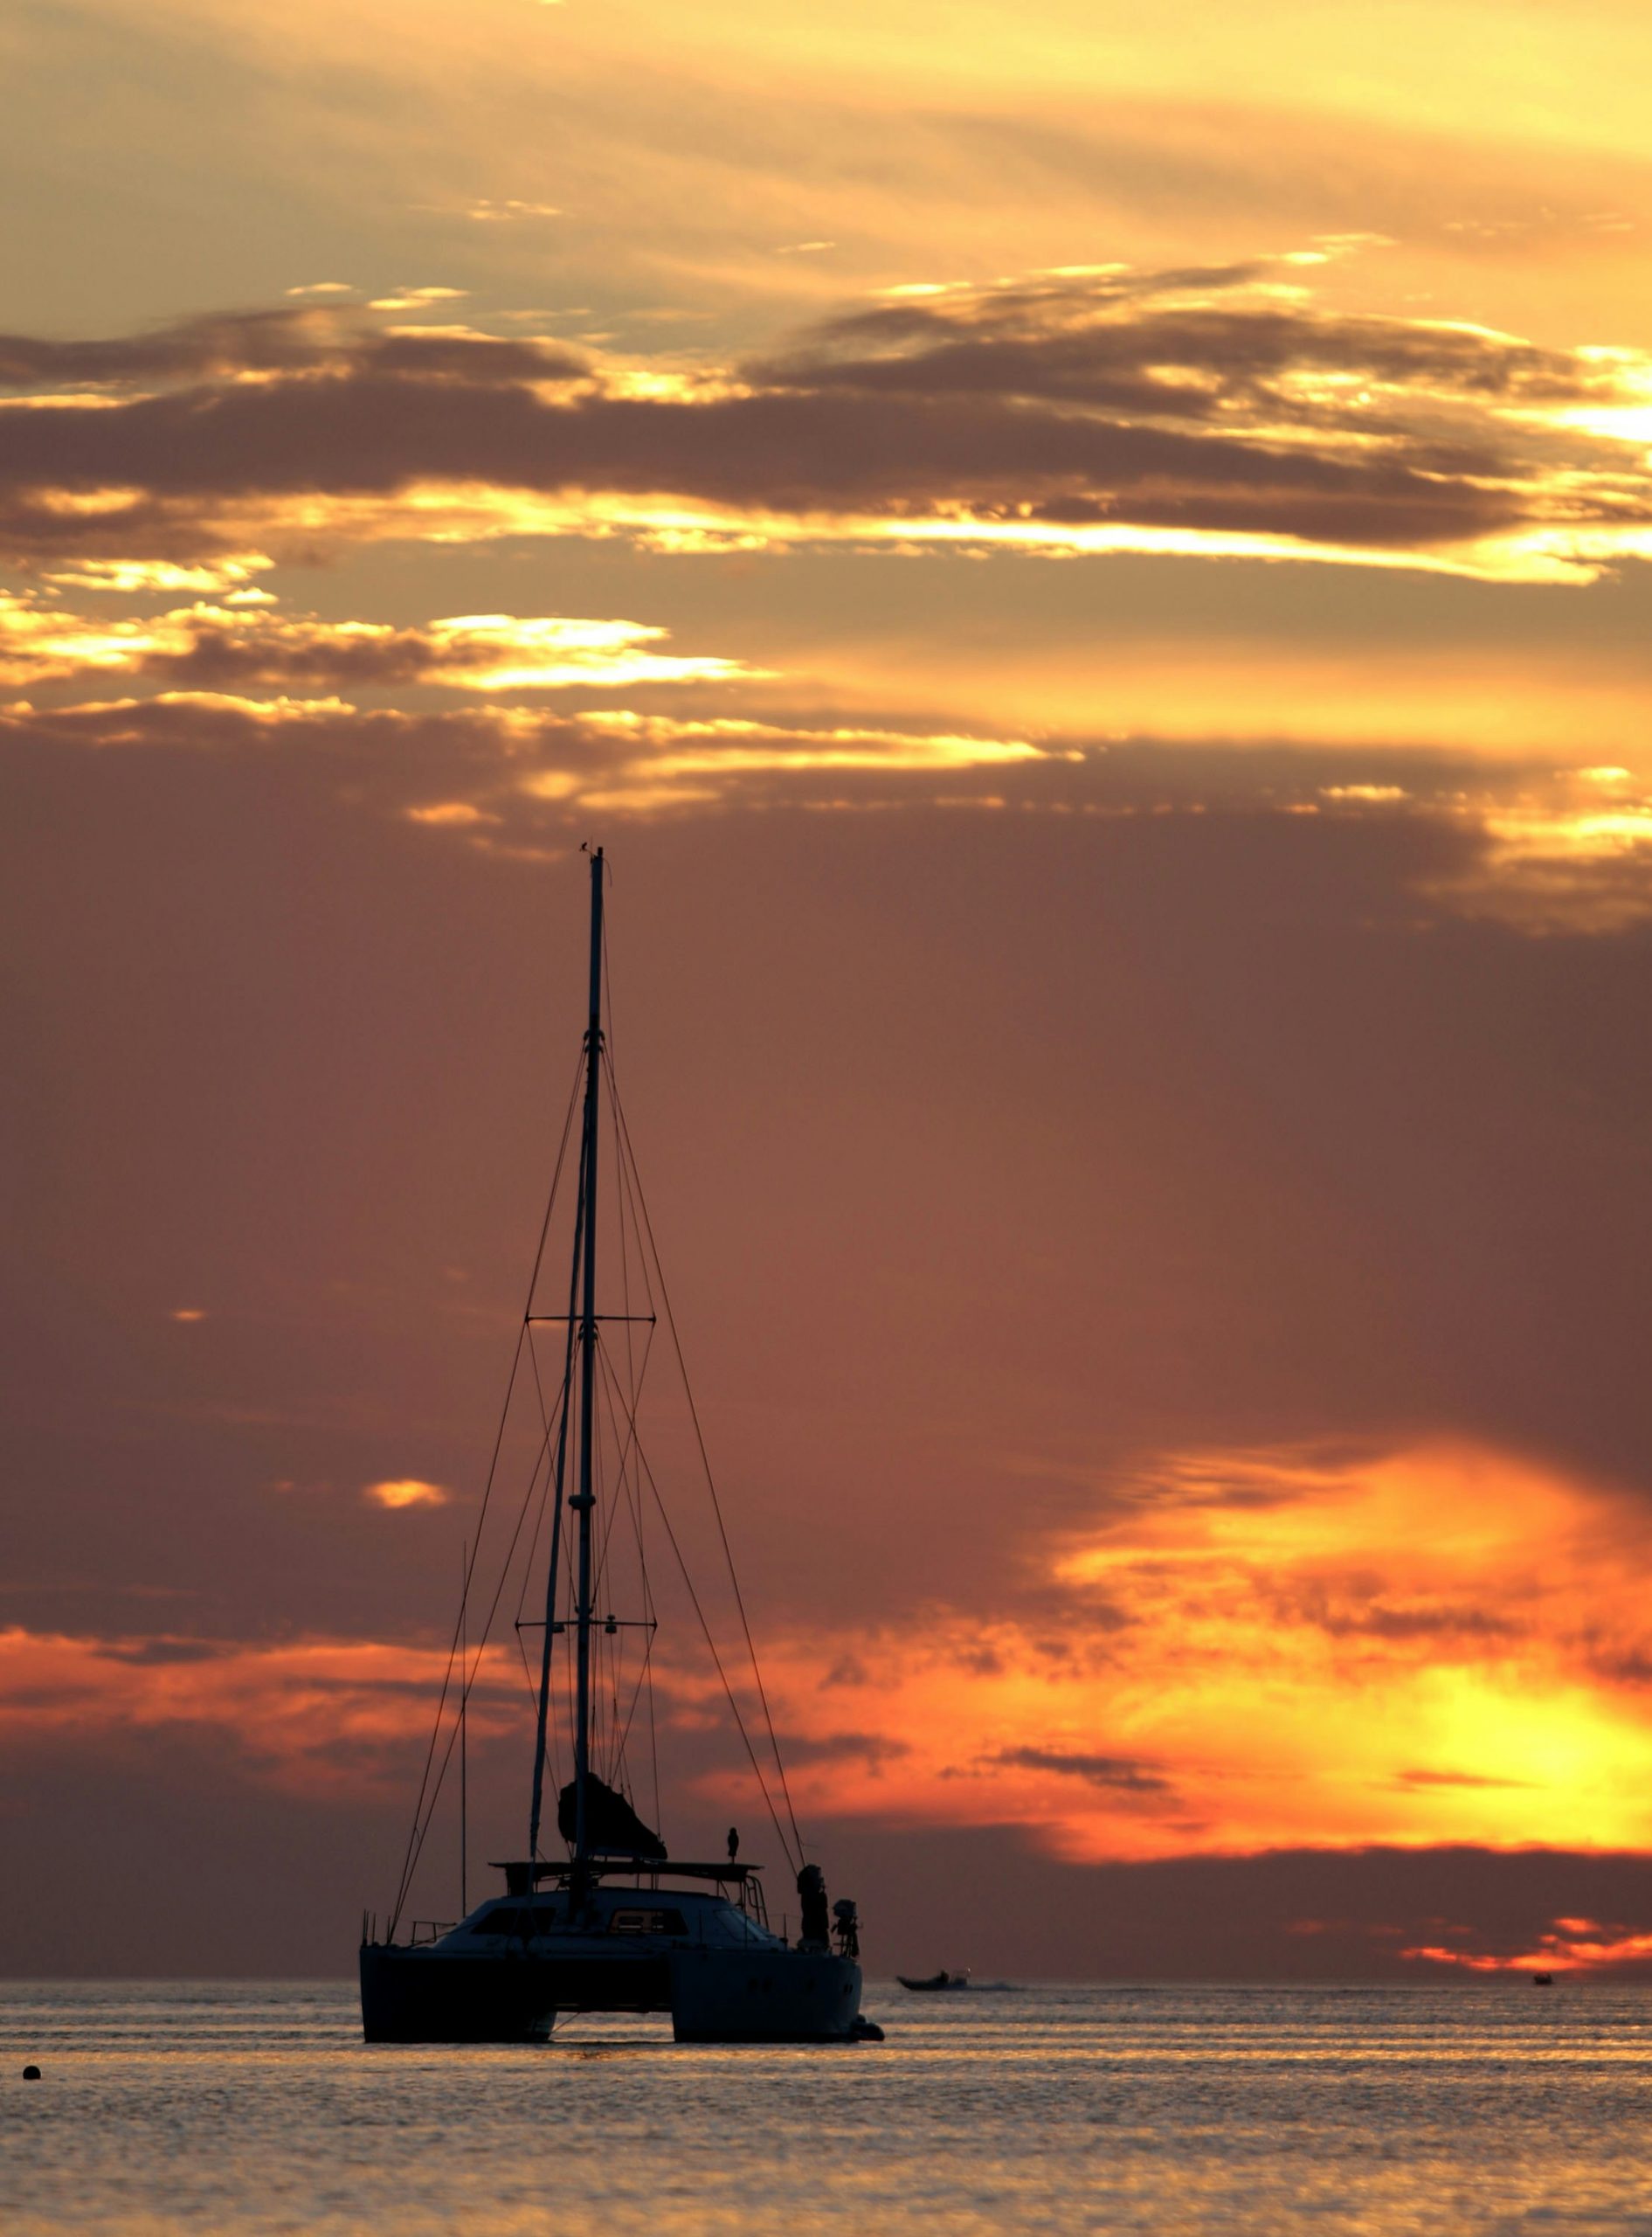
[[360, 1943, 669, 2042], [359, 1941, 861, 2045], [668, 1946, 861, 2043]]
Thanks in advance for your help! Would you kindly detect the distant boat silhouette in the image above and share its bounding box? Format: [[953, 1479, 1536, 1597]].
[[358, 849, 865, 2045], [898, 1969, 971, 1991], [1531, 1972, 1554, 1986]]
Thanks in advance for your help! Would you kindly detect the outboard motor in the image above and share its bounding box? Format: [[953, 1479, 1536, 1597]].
[[797, 1863, 830, 1949], [833, 1897, 860, 1960]]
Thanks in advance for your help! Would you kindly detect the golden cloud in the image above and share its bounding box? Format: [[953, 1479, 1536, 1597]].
[[739, 1441, 1652, 1861], [7, 263, 1652, 584], [0, 595, 757, 695]]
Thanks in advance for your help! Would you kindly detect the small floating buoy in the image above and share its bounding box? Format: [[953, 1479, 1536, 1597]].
[[22, 2065, 40, 2080]]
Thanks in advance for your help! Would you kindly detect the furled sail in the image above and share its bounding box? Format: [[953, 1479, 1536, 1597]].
[[558, 1775, 667, 1859]]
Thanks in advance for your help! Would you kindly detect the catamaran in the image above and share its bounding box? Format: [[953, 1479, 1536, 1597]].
[[358, 848, 865, 2043]]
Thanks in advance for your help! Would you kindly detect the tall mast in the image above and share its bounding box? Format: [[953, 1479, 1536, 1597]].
[[570, 845, 605, 1909]]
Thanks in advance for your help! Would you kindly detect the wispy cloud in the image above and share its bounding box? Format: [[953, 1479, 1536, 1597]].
[[0, 595, 760, 695], [366, 287, 469, 312], [0, 692, 1047, 815], [10, 679, 1652, 928], [465, 200, 562, 223]]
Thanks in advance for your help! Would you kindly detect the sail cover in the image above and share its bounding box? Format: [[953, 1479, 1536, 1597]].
[[557, 1776, 667, 1859]]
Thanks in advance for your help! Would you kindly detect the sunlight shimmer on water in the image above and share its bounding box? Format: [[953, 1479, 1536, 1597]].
[[4, 1981, 1652, 2234]]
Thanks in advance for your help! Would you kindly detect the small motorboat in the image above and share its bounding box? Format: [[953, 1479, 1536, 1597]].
[[1531, 1972, 1554, 1986], [897, 1969, 971, 1991]]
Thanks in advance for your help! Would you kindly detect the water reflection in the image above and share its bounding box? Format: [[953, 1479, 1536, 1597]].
[[3, 1980, 1652, 2234]]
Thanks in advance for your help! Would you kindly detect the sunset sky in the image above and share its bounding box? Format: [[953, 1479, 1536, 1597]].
[[9, 0, 1652, 1980]]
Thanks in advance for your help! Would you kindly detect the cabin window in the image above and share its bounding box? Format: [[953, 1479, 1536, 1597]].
[[607, 1908, 687, 1936]]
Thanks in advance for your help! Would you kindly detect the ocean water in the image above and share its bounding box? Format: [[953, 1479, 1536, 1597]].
[[3, 1979, 1651, 2235]]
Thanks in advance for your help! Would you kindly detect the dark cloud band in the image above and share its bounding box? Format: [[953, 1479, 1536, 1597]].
[[0, 262, 1642, 576]]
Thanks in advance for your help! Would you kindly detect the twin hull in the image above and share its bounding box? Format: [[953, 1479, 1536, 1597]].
[[360, 1940, 862, 2045]]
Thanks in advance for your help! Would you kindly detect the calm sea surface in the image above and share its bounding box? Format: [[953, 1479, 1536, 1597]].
[[3, 1979, 1651, 2234]]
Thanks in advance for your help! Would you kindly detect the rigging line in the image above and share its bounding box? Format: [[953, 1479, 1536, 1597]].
[[608, 1530, 657, 1771], [609, 1087, 806, 1862], [528, 1125, 587, 1867], [601, 1045, 661, 1825], [399, 1135, 586, 1921], [591, 1366, 625, 1594], [609, 1325, 658, 1797], [559, 1516, 577, 1823], [515, 1316, 576, 1635], [514, 1049, 586, 1632], [609, 1651, 653, 1789], [605, 1058, 640, 1641], [594, 1342, 798, 1872], [540, 1520, 568, 1805], [588, 1319, 658, 1625], [607, 1091, 654, 1790], [486, 1026, 583, 1569], [399, 1401, 576, 1915], [597, 1061, 660, 1502], [511, 1411, 556, 1634], [512, 1314, 572, 1634], [388, 1317, 524, 1929], [517, 1617, 562, 1829], [646, 1631, 662, 1835], [514, 1623, 541, 1712], [627, 1366, 662, 1834], [605, 1055, 658, 1323], [595, 1160, 660, 1816], [389, 1042, 585, 1931], [591, 1406, 612, 1778], [610, 1610, 658, 1766], [602, 1047, 650, 1430], [587, 1303, 657, 1604], [519, 1232, 574, 1556], [418, 1280, 575, 1900]]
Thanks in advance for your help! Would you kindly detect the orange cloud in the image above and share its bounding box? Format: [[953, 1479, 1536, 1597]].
[[741, 1441, 1652, 1860], [0, 1629, 518, 1796], [1405, 1918, 1652, 1974], [4, 1444, 1652, 1857], [364, 1478, 451, 1509]]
